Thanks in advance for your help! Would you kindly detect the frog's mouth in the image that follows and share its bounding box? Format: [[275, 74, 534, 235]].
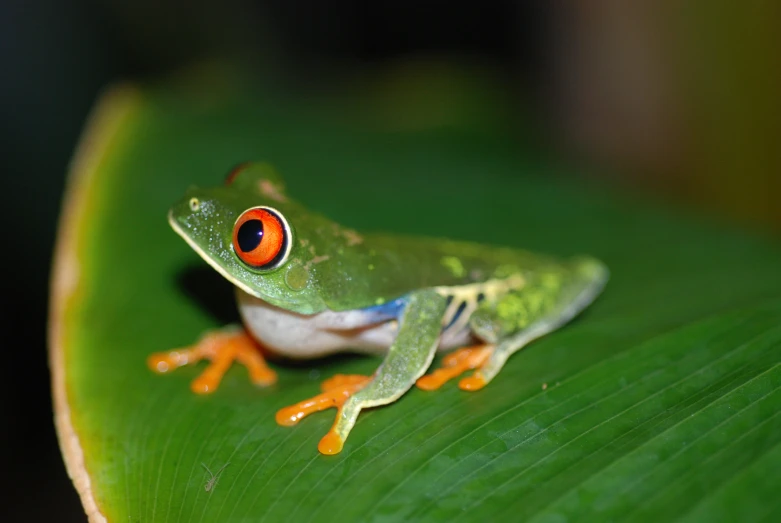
[[167, 209, 253, 293]]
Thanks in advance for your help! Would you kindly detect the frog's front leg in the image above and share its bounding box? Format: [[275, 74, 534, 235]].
[[147, 325, 277, 393], [276, 289, 448, 455]]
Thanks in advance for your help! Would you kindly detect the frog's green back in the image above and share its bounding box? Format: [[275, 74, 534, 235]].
[[312, 231, 567, 310]]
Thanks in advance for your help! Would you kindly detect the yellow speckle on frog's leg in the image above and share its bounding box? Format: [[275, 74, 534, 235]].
[[440, 256, 466, 278], [526, 292, 545, 316], [540, 272, 562, 291], [368, 264, 375, 270], [496, 294, 522, 318], [285, 263, 310, 291]]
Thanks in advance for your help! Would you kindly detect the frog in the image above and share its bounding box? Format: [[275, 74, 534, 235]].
[[147, 162, 609, 455]]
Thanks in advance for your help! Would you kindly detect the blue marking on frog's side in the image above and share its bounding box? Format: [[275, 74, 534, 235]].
[[358, 297, 407, 322]]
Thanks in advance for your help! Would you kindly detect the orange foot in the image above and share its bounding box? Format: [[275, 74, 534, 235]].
[[147, 328, 277, 394], [276, 374, 371, 455], [416, 344, 494, 392]]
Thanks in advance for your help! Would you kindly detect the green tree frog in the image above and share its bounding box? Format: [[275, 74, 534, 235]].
[[148, 163, 609, 455]]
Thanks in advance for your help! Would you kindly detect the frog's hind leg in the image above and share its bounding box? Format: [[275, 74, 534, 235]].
[[461, 257, 608, 391], [276, 290, 448, 455], [147, 326, 277, 393]]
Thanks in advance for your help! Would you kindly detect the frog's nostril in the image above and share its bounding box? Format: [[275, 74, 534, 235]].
[[189, 197, 200, 212]]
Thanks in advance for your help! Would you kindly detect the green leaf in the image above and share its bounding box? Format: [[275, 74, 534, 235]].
[[51, 78, 781, 523]]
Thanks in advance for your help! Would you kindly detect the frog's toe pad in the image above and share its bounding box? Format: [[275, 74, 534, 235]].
[[146, 329, 277, 394], [416, 344, 493, 391], [458, 374, 488, 391], [318, 431, 345, 455]]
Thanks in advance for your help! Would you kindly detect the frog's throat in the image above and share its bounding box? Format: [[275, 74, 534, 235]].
[[168, 209, 267, 301]]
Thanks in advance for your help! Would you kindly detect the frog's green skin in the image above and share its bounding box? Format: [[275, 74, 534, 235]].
[[170, 163, 609, 450]]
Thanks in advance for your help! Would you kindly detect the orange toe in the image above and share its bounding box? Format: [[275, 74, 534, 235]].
[[458, 374, 487, 391], [236, 341, 277, 386], [276, 374, 370, 426], [318, 427, 345, 455], [416, 345, 493, 391], [147, 329, 277, 394], [147, 352, 177, 374]]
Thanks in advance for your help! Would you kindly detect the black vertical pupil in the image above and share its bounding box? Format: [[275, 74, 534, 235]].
[[237, 219, 264, 252]]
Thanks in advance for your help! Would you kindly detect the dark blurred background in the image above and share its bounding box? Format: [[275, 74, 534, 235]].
[[1, 1, 779, 520]]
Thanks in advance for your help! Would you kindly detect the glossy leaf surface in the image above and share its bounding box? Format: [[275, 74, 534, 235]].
[[51, 79, 781, 522]]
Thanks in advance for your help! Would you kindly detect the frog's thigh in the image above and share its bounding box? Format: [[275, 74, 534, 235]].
[[322, 290, 447, 454], [468, 262, 608, 389]]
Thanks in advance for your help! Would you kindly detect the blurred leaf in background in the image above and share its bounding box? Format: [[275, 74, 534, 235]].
[[546, 0, 781, 232]]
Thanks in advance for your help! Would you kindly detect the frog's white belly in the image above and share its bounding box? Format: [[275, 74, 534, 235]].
[[237, 291, 473, 359]]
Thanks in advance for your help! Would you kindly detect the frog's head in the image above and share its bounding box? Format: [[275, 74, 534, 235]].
[[168, 162, 331, 315]]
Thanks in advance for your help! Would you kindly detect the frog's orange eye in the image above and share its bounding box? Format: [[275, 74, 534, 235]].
[[232, 207, 291, 270]]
